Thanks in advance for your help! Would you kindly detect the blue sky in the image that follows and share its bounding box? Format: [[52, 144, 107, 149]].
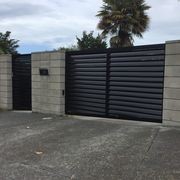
[[1, 0, 180, 53]]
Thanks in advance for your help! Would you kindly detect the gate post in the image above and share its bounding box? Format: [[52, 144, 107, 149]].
[[163, 40, 180, 125], [0, 54, 12, 110], [31, 51, 65, 115]]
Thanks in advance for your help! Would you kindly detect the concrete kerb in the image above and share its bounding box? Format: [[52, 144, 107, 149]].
[[66, 115, 163, 128], [66, 115, 180, 128]]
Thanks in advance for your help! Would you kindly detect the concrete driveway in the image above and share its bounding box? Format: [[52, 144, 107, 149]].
[[0, 111, 180, 180]]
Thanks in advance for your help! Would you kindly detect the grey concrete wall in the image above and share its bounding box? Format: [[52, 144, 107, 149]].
[[163, 40, 180, 125], [0, 55, 12, 110], [31, 51, 65, 115]]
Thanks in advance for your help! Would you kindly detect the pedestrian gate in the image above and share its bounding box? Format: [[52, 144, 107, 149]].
[[65, 44, 165, 123], [12, 54, 32, 110]]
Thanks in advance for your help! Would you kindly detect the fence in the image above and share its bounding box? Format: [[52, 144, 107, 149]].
[[0, 40, 180, 126]]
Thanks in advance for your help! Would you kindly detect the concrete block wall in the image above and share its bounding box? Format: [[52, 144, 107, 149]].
[[0, 55, 12, 110], [163, 40, 180, 125], [31, 51, 65, 115]]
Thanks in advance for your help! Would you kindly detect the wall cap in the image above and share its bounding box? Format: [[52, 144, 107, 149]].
[[31, 50, 65, 54], [166, 40, 180, 44]]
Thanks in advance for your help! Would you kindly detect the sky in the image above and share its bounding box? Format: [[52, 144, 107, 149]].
[[1, 0, 180, 53]]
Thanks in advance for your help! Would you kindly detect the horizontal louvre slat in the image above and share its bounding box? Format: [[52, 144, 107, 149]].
[[110, 55, 164, 62], [69, 89, 105, 95], [109, 91, 163, 99], [66, 84, 106, 90], [68, 109, 105, 116], [110, 77, 163, 83], [109, 100, 162, 110], [68, 105, 105, 113], [110, 72, 163, 77], [110, 61, 164, 67], [71, 54, 106, 59], [109, 110, 161, 121], [67, 97, 106, 104], [69, 92, 106, 99], [69, 101, 106, 108], [69, 72, 106, 76], [110, 86, 163, 94], [111, 50, 165, 57], [69, 58, 106, 63], [109, 95, 162, 105], [110, 81, 163, 88], [110, 66, 164, 72], [68, 67, 106, 72], [109, 105, 162, 116], [68, 80, 106, 86], [68, 76, 106, 81], [69, 63, 106, 68]]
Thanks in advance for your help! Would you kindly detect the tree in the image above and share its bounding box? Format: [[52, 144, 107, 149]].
[[58, 45, 78, 51], [76, 31, 107, 50], [0, 31, 19, 54], [97, 0, 150, 48]]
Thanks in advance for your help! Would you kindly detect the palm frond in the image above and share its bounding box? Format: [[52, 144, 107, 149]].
[[96, 0, 151, 48]]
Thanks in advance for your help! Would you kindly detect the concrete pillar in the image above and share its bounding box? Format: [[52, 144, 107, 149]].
[[31, 51, 65, 115], [0, 54, 12, 110], [163, 40, 180, 125]]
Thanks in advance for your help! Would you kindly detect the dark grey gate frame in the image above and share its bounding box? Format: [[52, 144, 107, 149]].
[[65, 44, 165, 123]]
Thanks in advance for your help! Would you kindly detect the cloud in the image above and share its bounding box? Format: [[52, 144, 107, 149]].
[[0, 3, 50, 19], [0, 0, 180, 53], [135, 0, 180, 45], [1, 0, 102, 52]]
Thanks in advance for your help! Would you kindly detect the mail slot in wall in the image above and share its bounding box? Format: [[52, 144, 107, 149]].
[[39, 68, 49, 76]]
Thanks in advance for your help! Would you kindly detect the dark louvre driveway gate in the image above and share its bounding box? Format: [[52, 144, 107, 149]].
[[12, 54, 32, 110], [66, 44, 165, 123]]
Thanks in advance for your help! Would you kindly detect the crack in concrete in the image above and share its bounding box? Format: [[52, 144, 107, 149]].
[[146, 128, 160, 153], [134, 128, 160, 180]]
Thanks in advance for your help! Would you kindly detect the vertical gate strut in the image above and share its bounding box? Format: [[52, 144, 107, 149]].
[[105, 52, 111, 117]]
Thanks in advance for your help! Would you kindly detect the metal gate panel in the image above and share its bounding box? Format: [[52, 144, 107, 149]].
[[66, 44, 165, 123], [108, 45, 165, 122], [12, 54, 31, 110], [66, 53, 107, 117]]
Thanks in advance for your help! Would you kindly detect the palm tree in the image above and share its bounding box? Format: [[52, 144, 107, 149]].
[[97, 0, 151, 48]]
